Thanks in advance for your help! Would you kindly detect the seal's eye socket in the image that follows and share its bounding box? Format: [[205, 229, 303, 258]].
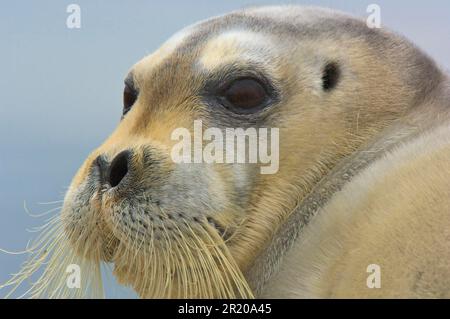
[[221, 78, 270, 112], [123, 81, 138, 116]]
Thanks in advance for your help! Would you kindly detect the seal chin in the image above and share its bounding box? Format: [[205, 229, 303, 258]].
[[61, 181, 252, 298], [99, 233, 120, 263]]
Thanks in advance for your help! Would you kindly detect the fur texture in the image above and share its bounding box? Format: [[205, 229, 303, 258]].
[[2, 5, 449, 298]]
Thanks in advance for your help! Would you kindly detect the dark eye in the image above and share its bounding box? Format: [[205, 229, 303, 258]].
[[221, 78, 270, 112], [123, 81, 138, 116]]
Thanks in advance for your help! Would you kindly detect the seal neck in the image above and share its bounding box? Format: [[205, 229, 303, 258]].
[[245, 113, 429, 296]]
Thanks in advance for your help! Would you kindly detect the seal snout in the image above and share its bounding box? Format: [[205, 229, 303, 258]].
[[94, 150, 132, 188], [107, 150, 131, 188]]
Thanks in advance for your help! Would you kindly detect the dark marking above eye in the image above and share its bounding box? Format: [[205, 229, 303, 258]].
[[122, 75, 138, 116], [221, 78, 270, 112], [322, 62, 340, 91]]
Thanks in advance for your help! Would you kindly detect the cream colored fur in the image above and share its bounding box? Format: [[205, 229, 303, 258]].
[[263, 119, 450, 298], [2, 5, 450, 299]]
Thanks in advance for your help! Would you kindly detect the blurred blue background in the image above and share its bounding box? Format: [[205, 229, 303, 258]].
[[0, 0, 449, 298]]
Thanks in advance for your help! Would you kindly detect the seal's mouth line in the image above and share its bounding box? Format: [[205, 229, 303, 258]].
[[207, 216, 233, 241], [97, 208, 232, 263]]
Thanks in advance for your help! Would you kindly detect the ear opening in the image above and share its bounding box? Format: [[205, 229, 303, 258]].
[[322, 62, 340, 91]]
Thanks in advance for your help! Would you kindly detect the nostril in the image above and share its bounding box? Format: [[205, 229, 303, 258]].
[[108, 150, 130, 188]]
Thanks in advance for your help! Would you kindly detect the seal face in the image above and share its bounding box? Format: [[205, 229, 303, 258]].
[[2, 5, 446, 298]]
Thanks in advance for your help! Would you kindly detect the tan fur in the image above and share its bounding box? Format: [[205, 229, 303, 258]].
[[263, 122, 450, 298], [2, 6, 449, 298]]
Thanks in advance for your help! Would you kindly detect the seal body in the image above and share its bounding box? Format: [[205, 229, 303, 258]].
[[261, 113, 450, 298]]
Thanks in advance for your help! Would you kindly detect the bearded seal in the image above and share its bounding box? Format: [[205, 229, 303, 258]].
[[2, 5, 449, 298]]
